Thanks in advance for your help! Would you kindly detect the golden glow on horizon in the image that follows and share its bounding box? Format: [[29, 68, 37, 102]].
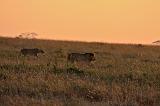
[[0, 0, 160, 43]]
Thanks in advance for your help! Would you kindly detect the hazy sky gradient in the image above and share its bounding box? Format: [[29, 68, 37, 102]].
[[0, 0, 160, 43]]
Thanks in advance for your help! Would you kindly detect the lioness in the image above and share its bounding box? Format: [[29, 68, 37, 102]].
[[20, 48, 44, 57], [67, 53, 95, 63]]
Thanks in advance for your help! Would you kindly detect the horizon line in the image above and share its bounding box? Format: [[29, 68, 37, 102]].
[[0, 35, 159, 46]]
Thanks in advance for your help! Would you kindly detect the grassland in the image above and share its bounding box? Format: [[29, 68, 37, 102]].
[[0, 37, 160, 106]]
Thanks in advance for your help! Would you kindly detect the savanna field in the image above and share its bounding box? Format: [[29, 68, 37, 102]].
[[0, 37, 160, 106]]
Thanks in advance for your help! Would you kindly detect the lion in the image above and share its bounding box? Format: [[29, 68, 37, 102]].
[[20, 48, 44, 57]]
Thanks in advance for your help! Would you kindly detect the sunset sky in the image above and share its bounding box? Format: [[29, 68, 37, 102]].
[[0, 0, 160, 44]]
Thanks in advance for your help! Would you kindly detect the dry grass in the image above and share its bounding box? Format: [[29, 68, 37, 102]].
[[0, 37, 160, 106]]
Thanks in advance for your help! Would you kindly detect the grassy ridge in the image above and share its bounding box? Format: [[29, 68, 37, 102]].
[[0, 37, 160, 106]]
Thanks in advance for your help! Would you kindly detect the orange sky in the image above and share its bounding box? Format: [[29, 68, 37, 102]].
[[0, 0, 160, 44]]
